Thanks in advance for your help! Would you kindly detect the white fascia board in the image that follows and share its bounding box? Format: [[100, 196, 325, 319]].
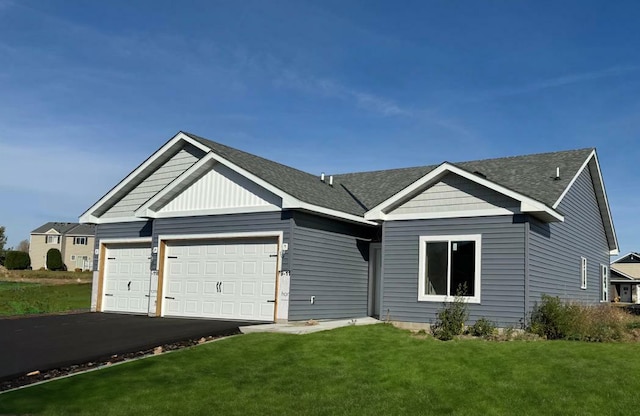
[[137, 148, 376, 226], [385, 208, 517, 221], [553, 150, 618, 253], [365, 163, 563, 222], [80, 132, 211, 222], [290, 201, 378, 226], [84, 216, 148, 225], [99, 237, 152, 245], [150, 206, 281, 219]]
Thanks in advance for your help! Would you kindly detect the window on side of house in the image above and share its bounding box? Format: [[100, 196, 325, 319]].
[[601, 264, 609, 302], [73, 237, 87, 245], [580, 257, 588, 289], [418, 234, 481, 303], [46, 235, 60, 244]]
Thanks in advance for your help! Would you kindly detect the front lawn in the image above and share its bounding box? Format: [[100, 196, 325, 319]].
[[0, 282, 91, 316], [1, 324, 638, 415]]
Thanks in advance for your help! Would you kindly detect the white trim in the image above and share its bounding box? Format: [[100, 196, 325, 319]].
[[553, 150, 618, 254], [553, 150, 593, 209], [79, 132, 210, 224], [601, 264, 609, 302], [612, 252, 639, 264], [365, 163, 563, 222], [385, 208, 516, 221], [99, 237, 152, 245], [86, 216, 148, 225], [582, 257, 588, 289], [157, 231, 284, 320], [417, 234, 482, 304], [134, 149, 377, 226], [148, 206, 281, 219]]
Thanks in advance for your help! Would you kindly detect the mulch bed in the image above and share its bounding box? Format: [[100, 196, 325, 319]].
[[0, 330, 240, 392]]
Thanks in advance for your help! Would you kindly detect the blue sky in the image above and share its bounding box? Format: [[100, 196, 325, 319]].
[[0, 0, 638, 255]]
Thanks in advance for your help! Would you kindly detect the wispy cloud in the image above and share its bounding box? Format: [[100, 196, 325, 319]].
[[469, 65, 640, 102]]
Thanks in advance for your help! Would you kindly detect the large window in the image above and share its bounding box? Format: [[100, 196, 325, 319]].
[[73, 237, 87, 245], [418, 235, 481, 303], [46, 235, 60, 244]]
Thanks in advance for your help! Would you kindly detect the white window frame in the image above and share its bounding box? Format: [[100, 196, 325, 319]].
[[580, 257, 588, 290], [46, 235, 60, 244], [600, 264, 609, 302], [73, 236, 87, 245], [418, 234, 482, 303]]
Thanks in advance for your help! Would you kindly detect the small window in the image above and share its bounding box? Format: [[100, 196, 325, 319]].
[[580, 257, 588, 290], [71, 255, 76, 260], [418, 234, 481, 303], [601, 264, 609, 302], [73, 237, 87, 245], [46, 235, 60, 244]]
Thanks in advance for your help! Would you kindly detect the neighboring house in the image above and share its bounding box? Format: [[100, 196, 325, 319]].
[[29, 222, 96, 271], [79, 132, 618, 327], [610, 253, 640, 303]]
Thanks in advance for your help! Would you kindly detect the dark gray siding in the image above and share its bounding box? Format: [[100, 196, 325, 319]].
[[289, 212, 376, 320], [93, 220, 153, 269], [151, 212, 292, 271], [382, 216, 526, 327], [528, 165, 609, 307]]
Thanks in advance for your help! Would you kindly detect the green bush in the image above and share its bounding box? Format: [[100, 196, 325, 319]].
[[4, 251, 31, 270], [46, 248, 64, 271], [469, 317, 497, 338], [432, 286, 469, 341], [528, 295, 633, 342]]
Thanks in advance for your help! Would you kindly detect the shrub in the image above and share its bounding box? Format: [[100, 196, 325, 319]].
[[74, 268, 83, 273], [528, 295, 633, 342], [470, 317, 497, 338], [432, 285, 469, 341], [4, 251, 31, 270], [46, 248, 64, 271]]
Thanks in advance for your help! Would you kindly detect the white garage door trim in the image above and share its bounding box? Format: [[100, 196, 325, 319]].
[[99, 237, 152, 314], [157, 231, 285, 321]]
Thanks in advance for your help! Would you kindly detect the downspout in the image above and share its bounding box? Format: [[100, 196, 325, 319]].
[[524, 218, 530, 326]]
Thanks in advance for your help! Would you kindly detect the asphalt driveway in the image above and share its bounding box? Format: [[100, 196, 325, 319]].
[[0, 312, 257, 381]]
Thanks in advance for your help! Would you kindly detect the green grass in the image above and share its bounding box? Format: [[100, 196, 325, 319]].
[[6, 269, 92, 280], [0, 282, 91, 315], [1, 324, 638, 415]]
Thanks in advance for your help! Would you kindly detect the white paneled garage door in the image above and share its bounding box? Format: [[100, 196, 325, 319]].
[[163, 238, 278, 321], [102, 243, 152, 314]]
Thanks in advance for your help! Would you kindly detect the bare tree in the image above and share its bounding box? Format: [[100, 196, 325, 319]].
[[17, 239, 30, 253]]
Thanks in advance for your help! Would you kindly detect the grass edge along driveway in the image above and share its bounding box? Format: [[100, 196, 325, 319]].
[[1, 324, 637, 416]]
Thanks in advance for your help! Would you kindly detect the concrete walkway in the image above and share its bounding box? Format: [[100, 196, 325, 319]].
[[240, 317, 380, 335]]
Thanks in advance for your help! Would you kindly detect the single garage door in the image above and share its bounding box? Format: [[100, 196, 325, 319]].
[[102, 243, 152, 314], [163, 238, 278, 321]]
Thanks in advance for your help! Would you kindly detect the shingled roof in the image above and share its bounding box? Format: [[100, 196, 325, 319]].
[[31, 222, 96, 235], [185, 132, 593, 216]]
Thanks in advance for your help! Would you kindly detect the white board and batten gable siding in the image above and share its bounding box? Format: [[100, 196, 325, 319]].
[[101, 143, 206, 219], [388, 173, 520, 219], [155, 162, 282, 216]]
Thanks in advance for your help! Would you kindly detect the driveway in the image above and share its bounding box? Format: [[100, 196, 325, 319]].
[[0, 312, 257, 381]]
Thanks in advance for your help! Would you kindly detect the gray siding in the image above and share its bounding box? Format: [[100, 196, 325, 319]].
[[382, 216, 526, 327], [390, 173, 519, 215], [151, 211, 292, 271], [289, 212, 376, 320], [528, 165, 609, 307], [102, 143, 205, 218], [93, 221, 153, 269]]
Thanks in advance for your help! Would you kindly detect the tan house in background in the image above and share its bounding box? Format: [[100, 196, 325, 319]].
[[29, 222, 96, 270], [610, 252, 640, 303]]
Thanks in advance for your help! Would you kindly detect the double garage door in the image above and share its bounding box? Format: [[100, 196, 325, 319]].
[[102, 238, 278, 321]]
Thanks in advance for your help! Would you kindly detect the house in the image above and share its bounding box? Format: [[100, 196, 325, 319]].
[[29, 222, 96, 271], [79, 132, 618, 327], [610, 253, 640, 303]]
